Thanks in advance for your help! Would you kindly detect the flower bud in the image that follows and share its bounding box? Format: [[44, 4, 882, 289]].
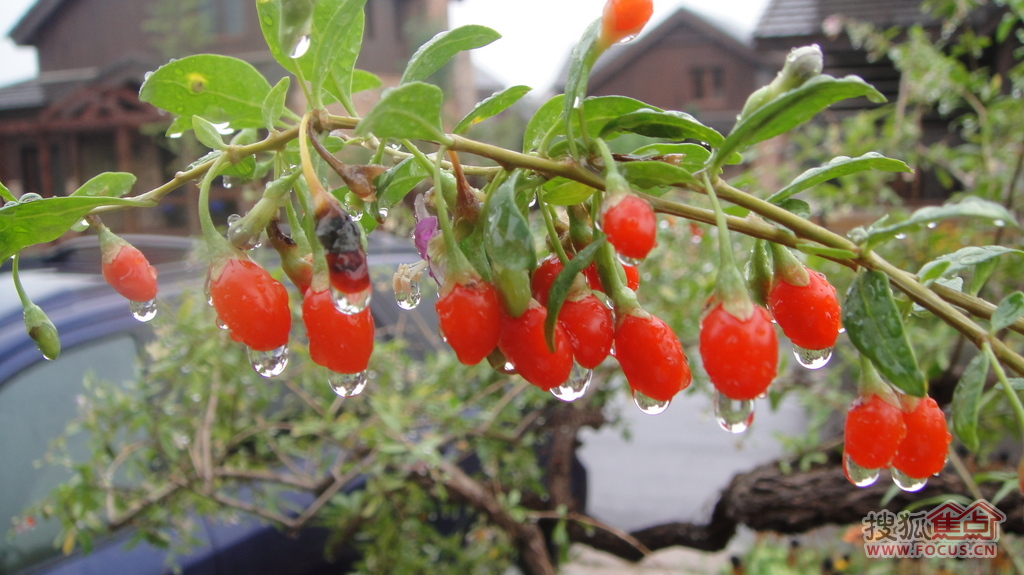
[[24, 303, 60, 360]]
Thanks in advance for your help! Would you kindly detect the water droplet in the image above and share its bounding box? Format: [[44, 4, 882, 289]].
[[377, 206, 389, 220], [616, 252, 643, 267], [793, 346, 832, 369], [619, 33, 638, 43], [994, 219, 1006, 228], [204, 274, 214, 306], [396, 281, 421, 310], [3, 201, 17, 208], [551, 363, 592, 402], [168, 131, 184, 139], [19, 193, 42, 203], [895, 233, 907, 240], [333, 286, 372, 314], [632, 390, 670, 415], [129, 299, 158, 322], [227, 215, 262, 250], [843, 455, 880, 487], [71, 218, 90, 232], [891, 467, 928, 492], [927, 222, 938, 229], [502, 361, 515, 373], [329, 370, 368, 397], [216, 317, 228, 330], [713, 392, 754, 433], [838, 326, 846, 334], [248, 344, 289, 378], [290, 34, 311, 58]]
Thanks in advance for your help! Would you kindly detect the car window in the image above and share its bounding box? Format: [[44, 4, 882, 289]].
[[0, 335, 139, 575]]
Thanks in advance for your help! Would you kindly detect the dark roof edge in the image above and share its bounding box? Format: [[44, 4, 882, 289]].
[[9, 0, 65, 46]]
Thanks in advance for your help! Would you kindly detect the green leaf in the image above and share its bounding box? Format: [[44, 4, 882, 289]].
[[767, 152, 913, 204], [313, 0, 367, 105], [600, 109, 724, 147], [192, 116, 228, 150], [256, 0, 289, 69], [483, 172, 536, 272], [918, 246, 1023, 286], [0, 181, 14, 202], [70, 172, 136, 198], [632, 142, 709, 166], [842, 270, 926, 397], [262, 76, 291, 131], [352, 69, 382, 93], [541, 178, 595, 206], [375, 157, 429, 209], [1, 197, 144, 260], [712, 75, 886, 169], [779, 198, 811, 218], [401, 25, 501, 85], [618, 161, 696, 190], [453, 85, 531, 135], [355, 82, 450, 144], [864, 197, 1018, 249], [523, 94, 564, 153], [544, 238, 606, 351], [139, 54, 272, 128], [952, 352, 990, 452], [992, 292, 1024, 333], [562, 19, 601, 153], [578, 97, 661, 140]]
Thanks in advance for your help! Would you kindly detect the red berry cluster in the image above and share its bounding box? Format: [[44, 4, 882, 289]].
[[844, 394, 951, 488]]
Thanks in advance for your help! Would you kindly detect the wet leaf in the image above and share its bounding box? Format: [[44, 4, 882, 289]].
[[1, 197, 144, 260], [262, 76, 291, 131], [779, 198, 811, 218], [375, 157, 430, 209], [953, 352, 990, 452], [483, 172, 535, 272], [712, 75, 886, 169], [523, 94, 564, 153], [600, 109, 724, 147], [618, 161, 696, 190], [842, 270, 926, 396], [351, 69, 381, 93], [864, 197, 1018, 249], [356, 82, 449, 144], [992, 292, 1024, 334], [562, 19, 601, 153], [192, 116, 228, 150], [767, 152, 913, 204], [0, 182, 14, 202], [541, 178, 595, 206], [918, 246, 1024, 286], [401, 25, 501, 84], [311, 0, 367, 104], [453, 85, 531, 135], [70, 172, 136, 198], [140, 55, 271, 128], [545, 238, 605, 351]]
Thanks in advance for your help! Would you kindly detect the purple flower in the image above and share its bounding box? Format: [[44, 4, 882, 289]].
[[413, 216, 438, 261]]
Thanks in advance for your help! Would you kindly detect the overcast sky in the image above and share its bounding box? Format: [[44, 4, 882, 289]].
[[0, 0, 771, 90]]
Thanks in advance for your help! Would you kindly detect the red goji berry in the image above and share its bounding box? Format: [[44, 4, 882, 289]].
[[844, 394, 907, 469], [102, 243, 158, 302], [768, 267, 841, 350], [436, 279, 502, 365], [892, 397, 951, 479], [601, 194, 656, 262], [531, 255, 563, 307], [615, 311, 691, 402], [600, 0, 654, 46], [699, 303, 778, 400], [303, 289, 374, 374], [584, 261, 640, 294], [498, 302, 574, 391], [560, 293, 614, 369], [209, 258, 291, 351]]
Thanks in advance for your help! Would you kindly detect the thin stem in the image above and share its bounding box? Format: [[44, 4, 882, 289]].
[[538, 193, 569, 266], [403, 140, 471, 280], [11, 254, 30, 307], [985, 343, 1024, 445], [197, 154, 232, 255]]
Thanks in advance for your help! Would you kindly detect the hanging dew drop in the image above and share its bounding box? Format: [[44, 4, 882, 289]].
[[290, 34, 312, 58], [332, 286, 371, 314], [895, 233, 907, 240], [926, 222, 938, 229], [632, 390, 670, 415], [713, 392, 754, 433], [616, 252, 643, 267], [843, 455, 880, 487], [793, 346, 832, 369], [551, 363, 592, 402], [890, 468, 928, 492], [129, 299, 158, 322], [71, 218, 90, 232], [395, 281, 422, 310], [248, 344, 289, 378], [994, 219, 1006, 228], [329, 370, 368, 397], [216, 317, 228, 330]]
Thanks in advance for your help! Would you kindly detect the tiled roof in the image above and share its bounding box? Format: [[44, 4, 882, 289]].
[[0, 79, 45, 111], [755, 0, 932, 38]]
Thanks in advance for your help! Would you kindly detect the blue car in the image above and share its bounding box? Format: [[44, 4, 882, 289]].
[[0, 233, 444, 575]]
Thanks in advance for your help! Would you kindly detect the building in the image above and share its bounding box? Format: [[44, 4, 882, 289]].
[[559, 7, 768, 136], [0, 0, 465, 235]]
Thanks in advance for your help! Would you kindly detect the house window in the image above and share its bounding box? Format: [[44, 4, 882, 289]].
[[710, 67, 724, 99], [691, 66, 724, 101]]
